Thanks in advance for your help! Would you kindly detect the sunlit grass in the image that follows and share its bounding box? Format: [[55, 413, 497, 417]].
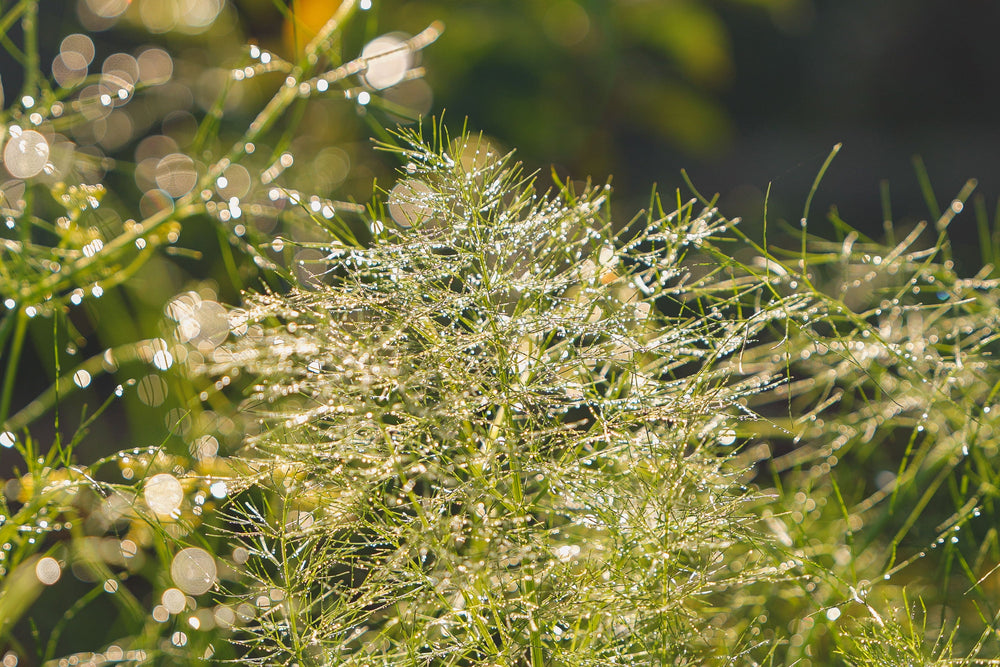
[[2, 0, 1000, 665]]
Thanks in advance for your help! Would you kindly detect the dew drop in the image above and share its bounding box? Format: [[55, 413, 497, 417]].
[[190, 434, 219, 460], [73, 369, 92, 388], [61, 33, 95, 69], [825, 607, 841, 621], [285, 509, 313, 530], [717, 428, 737, 446], [154, 153, 197, 197], [554, 544, 580, 562], [170, 547, 217, 595], [388, 179, 434, 227], [232, 546, 249, 565], [144, 473, 184, 515], [120, 539, 138, 558], [136, 374, 168, 406], [35, 556, 61, 585], [104, 579, 119, 593], [152, 349, 173, 370], [4, 130, 50, 178], [360, 34, 411, 90], [162, 587, 186, 614], [0, 432, 14, 448]]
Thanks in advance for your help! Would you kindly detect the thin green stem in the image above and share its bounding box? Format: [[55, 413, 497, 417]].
[[0, 309, 27, 426], [279, 501, 305, 663], [0, 1, 29, 48], [0, 311, 17, 364], [19, 0, 37, 99], [801, 143, 841, 279]]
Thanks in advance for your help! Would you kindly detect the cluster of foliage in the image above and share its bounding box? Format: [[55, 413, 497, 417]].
[[2, 1, 1000, 666]]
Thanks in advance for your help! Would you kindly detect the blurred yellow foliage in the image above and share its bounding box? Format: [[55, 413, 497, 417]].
[[283, 0, 338, 57]]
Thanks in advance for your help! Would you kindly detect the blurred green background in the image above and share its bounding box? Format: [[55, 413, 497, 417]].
[[12, 0, 999, 248], [304, 0, 999, 248]]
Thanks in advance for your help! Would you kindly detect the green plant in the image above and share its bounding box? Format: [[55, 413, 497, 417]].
[[184, 129, 1000, 665], [4, 1, 1000, 665], [186, 125, 812, 665], [0, 0, 441, 662]]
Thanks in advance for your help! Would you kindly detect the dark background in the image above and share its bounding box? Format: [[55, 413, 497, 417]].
[[353, 0, 999, 263], [12, 0, 998, 249]]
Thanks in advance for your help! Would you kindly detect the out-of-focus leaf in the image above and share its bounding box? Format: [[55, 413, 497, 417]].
[[618, 1, 733, 87]]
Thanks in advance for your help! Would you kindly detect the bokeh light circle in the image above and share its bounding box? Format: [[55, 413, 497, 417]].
[[170, 547, 217, 595]]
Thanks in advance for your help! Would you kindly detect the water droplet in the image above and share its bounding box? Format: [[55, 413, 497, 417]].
[[154, 153, 197, 197], [825, 607, 841, 621], [152, 349, 173, 370], [553, 544, 580, 562], [0, 432, 14, 448], [361, 34, 411, 90], [285, 510, 313, 530], [59, 33, 94, 70], [73, 369, 92, 388], [136, 374, 168, 407], [388, 179, 435, 227], [162, 587, 186, 614], [120, 539, 138, 558], [190, 435, 219, 460], [35, 556, 61, 585], [170, 547, 217, 595], [4, 130, 50, 178], [137, 47, 172, 85], [717, 428, 737, 446], [144, 473, 183, 515], [104, 579, 119, 593], [232, 546, 249, 565]]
